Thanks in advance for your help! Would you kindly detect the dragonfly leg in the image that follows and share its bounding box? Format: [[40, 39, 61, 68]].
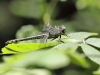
[[51, 35, 58, 41], [51, 37, 56, 41], [64, 33, 69, 37], [59, 35, 64, 43]]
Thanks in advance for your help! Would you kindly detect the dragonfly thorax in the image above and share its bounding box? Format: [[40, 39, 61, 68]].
[[49, 26, 61, 36]]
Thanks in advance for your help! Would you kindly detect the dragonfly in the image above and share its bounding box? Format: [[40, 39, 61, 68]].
[[5, 22, 68, 44]]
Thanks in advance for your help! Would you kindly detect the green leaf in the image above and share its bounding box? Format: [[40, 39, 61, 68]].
[[67, 50, 90, 68], [68, 32, 98, 40], [2, 42, 59, 54], [4, 50, 70, 69], [3, 54, 26, 63], [36, 51, 70, 69], [49, 43, 89, 68], [3, 43, 77, 69], [2, 51, 40, 67], [35, 43, 78, 69], [0, 63, 12, 73], [50, 43, 79, 53], [81, 44, 100, 65], [86, 38, 100, 48]]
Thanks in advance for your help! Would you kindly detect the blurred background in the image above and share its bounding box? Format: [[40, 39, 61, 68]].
[[0, 0, 100, 75]]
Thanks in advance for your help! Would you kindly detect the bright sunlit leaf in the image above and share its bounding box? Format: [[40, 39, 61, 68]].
[[2, 41, 59, 54], [68, 32, 98, 40]]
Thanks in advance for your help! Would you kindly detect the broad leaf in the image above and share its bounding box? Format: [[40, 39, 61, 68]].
[[50, 43, 89, 68], [81, 44, 100, 65], [3, 50, 70, 69], [86, 38, 100, 48], [2, 42, 59, 54], [0, 63, 12, 73], [2, 43, 77, 69], [2, 51, 43, 67], [3, 54, 27, 63], [68, 32, 98, 40], [36, 50, 70, 69], [50, 43, 79, 53]]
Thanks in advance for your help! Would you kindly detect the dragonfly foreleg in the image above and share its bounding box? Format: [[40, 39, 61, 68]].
[[64, 33, 69, 37], [59, 35, 64, 43]]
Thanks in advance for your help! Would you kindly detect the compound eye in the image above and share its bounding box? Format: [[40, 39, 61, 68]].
[[62, 29, 66, 33]]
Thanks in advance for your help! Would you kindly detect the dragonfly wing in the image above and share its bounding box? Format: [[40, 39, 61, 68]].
[[42, 22, 52, 32], [40, 33, 49, 43]]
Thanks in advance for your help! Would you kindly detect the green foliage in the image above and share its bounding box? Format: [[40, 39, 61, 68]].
[[1, 32, 100, 75], [81, 44, 100, 65], [93, 67, 100, 75], [0, 0, 100, 75], [9, 0, 45, 18], [76, 0, 100, 10], [86, 38, 100, 48], [68, 32, 98, 39], [2, 42, 59, 54], [16, 25, 39, 38]]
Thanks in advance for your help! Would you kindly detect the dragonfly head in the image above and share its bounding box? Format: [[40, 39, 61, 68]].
[[60, 25, 66, 34]]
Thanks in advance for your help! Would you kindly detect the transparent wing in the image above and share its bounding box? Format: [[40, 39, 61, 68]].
[[42, 22, 52, 32], [40, 33, 49, 43]]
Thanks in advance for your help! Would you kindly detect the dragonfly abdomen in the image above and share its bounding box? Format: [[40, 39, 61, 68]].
[[5, 34, 46, 44]]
